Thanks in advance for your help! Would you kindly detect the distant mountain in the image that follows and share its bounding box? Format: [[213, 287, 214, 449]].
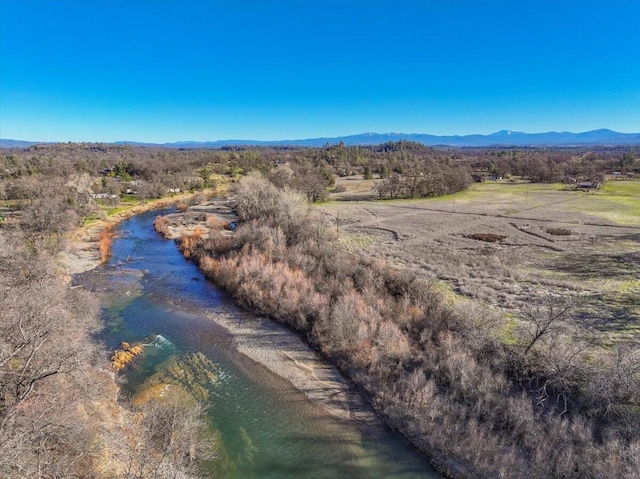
[[2, 129, 639, 149], [0, 139, 45, 148], [133, 129, 640, 148]]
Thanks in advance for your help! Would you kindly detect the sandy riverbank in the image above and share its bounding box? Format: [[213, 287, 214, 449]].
[[209, 308, 378, 425]]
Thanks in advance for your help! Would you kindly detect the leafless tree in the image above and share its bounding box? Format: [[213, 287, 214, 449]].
[[233, 172, 280, 221], [520, 297, 573, 356], [0, 230, 101, 477], [123, 399, 216, 479]]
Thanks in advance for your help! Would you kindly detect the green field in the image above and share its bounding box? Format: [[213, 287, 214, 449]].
[[568, 180, 640, 226]]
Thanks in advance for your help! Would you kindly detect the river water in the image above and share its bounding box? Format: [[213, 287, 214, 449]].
[[77, 208, 440, 478]]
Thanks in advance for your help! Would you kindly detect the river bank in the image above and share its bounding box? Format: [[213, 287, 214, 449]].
[[61, 191, 216, 477], [62, 191, 214, 276], [88, 207, 437, 478], [155, 204, 382, 426], [68, 196, 437, 477]]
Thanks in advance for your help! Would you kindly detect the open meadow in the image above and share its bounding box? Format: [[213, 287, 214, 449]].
[[321, 179, 640, 342]]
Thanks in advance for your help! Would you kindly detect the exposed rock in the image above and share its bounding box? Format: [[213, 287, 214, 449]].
[[111, 341, 144, 371], [133, 352, 217, 403]]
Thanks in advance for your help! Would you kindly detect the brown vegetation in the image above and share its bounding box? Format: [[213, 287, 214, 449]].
[[546, 227, 572, 236], [98, 223, 114, 263], [205, 214, 227, 230], [465, 233, 507, 242], [0, 227, 103, 477], [122, 397, 217, 479], [175, 200, 189, 211], [168, 176, 640, 479], [154, 214, 171, 238]]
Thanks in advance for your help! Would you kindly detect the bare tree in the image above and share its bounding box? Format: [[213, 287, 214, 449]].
[[233, 172, 280, 221], [124, 398, 216, 479], [0, 231, 101, 478], [520, 298, 573, 356]]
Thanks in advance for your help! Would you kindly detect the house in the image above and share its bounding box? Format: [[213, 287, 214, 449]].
[[91, 193, 118, 199]]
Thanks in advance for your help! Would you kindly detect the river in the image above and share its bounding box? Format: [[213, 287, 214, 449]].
[[76, 208, 441, 478]]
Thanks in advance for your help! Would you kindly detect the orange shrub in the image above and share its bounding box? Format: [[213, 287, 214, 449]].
[[154, 215, 171, 237], [98, 224, 114, 264], [191, 227, 205, 241], [178, 233, 201, 259]]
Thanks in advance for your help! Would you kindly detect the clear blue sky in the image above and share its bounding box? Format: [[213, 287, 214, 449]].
[[1, 0, 639, 142]]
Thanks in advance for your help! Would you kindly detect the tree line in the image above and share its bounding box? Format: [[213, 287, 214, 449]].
[[2, 143, 636, 213]]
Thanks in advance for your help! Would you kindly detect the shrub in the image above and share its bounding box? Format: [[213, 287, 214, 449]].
[[98, 224, 114, 263], [154, 215, 171, 237], [205, 214, 226, 230], [546, 228, 572, 236], [465, 233, 506, 243]]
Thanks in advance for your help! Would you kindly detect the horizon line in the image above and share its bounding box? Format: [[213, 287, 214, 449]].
[[3, 128, 640, 145]]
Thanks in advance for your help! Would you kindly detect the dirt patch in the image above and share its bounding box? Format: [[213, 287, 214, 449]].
[[465, 233, 506, 242]]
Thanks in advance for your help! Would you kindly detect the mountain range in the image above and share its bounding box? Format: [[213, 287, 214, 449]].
[[2, 129, 639, 149]]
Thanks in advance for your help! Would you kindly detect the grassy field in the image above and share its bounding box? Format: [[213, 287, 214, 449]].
[[321, 179, 640, 342]]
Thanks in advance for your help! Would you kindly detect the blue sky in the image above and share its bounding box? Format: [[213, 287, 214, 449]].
[[1, 1, 639, 142]]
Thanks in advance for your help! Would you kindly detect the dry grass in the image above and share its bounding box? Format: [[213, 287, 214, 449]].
[[318, 181, 640, 340], [205, 214, 227, 230], [331, 176, 377, 200]]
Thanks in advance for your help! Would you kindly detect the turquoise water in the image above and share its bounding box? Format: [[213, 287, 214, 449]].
[[78, 209, 440, 479]]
